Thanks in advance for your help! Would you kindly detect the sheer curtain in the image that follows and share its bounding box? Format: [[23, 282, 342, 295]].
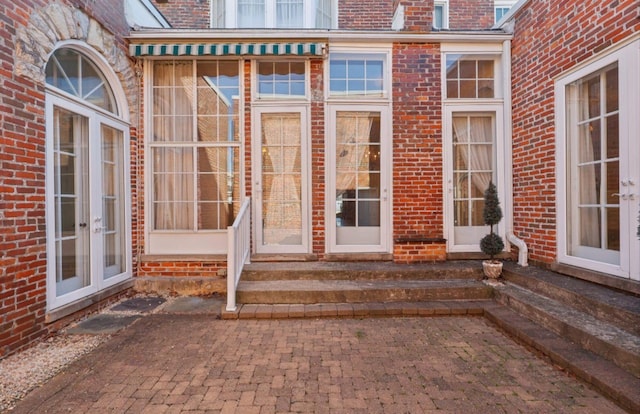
[[277, 0, 303, 27], [153, 62, 194, 230], [238, 0, 265, 27], [573, 82, 600, 247], [335, 112, 374, 193], [452, 116, 492, 196], [261, 113, 302, 244]]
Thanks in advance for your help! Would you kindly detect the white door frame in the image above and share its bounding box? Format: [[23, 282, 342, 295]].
[[46, 94, 132, 310], [252, 105, 311, 254], [326, 103, 392, 254], [443, 103, 505, 252], [555, 39, 640, 281]]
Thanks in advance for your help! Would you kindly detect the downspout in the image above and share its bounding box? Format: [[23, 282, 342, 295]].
[[503, 39, 528, 266]]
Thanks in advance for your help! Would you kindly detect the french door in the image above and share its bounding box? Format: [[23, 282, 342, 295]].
[[327, 105, 391, 253], [253, 107, 310, 254], [444, 105, 504, 252], [558, 44, 640, 281], [46, 96, 131, 309]]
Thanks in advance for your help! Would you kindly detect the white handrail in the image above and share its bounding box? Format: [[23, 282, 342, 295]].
[[226, 198, 251, 312]]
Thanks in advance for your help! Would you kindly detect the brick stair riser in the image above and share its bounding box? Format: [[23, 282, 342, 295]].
[[237, 286, 492, 304]]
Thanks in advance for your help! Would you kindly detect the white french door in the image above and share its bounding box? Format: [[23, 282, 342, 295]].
[[444, 105, 504, 252], [327, 105, 391, 253], [46, 95, 131, 309], [253, 107, 310, 254], [557, 42, 640, 281]]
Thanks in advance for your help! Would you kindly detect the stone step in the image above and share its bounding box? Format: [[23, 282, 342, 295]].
[[236, 278, 493, 304], [241, 261, 483, 281], [494, 283, 640, 378], [485, 304, 640, 414], [503, 262, 640, 336]]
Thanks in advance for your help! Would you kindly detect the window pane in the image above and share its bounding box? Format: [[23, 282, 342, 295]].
[[277, 0, 303, 28], [445, 55, 497, 99], [238, 0, 265, 27], [257, 61, 306, 98], [329, 53, 386, 97]]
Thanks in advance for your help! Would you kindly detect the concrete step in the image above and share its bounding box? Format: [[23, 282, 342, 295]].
[[494, 283, 640, 378], [237, 279, 493, 304], [485, 304, 640, 413], [241, 260, 483, 281], [503, 262, 640, 336]]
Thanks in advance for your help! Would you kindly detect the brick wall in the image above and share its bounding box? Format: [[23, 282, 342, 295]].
[[151, 0, 210, 28], [509, 0, 639, 264], [338, 0, 394, 30], [392, 43, 446, 262], [0, 0, 134, 357], [400, 0, 434, 31], [449, 0, 494, 30]]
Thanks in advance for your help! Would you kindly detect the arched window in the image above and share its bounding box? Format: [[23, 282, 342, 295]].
[[45, 46, 131, 311], [46, 48, 117, 114]]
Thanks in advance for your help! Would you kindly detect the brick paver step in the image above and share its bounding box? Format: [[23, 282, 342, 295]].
[[494, 283, 640, 378]]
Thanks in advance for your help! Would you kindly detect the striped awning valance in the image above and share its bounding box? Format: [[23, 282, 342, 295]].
[[130, 42, 325, 57]]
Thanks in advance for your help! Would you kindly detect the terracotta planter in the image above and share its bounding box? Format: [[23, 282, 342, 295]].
[[482, 260, 503, 279]]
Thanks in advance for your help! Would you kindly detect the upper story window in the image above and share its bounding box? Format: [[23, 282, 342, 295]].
[[433, 0, 448, 29], [46, 48, 116, 114], [212, 0, 333, 29], [494, 0, 516, 23], [329, 52, 387, 98], [256, 61, 306, 99], [445, 54, 501, 99]]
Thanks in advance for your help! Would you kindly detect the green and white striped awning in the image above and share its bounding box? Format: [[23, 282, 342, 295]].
[[130, 42, 325, 57]]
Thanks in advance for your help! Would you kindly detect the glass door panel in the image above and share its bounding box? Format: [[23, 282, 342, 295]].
[[451, 114, 495, 246], [53, 107, 90, 296], [255, 110, 308, 253], [335, 111, 382, 245], [101, 124, 126, 279]]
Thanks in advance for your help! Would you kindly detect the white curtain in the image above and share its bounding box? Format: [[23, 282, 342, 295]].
[[153, 62, 194, 230], [238, 0, 265, 27], [261, 113, 302, 244], [335, 112, 374, 193], [452, 116, 493, 196], [572, 82, 600, 247], [277, 0, 303, 27]]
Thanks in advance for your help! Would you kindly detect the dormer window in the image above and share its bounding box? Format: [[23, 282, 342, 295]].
[[211, 0, 334, 29]]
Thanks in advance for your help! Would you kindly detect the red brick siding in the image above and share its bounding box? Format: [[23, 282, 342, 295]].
[[449, 0, 494, 30], [0, 0, 133, 357], [339, 0, 394, 30], [392, 43, 446, 262], [309, 59, 326, 257], [151, 0, 210, 28], [510, 0, 640, 264], [401, 0, 434, 31]]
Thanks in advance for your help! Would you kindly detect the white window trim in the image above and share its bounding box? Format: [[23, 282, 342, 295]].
[[555, 39, 640, 280], [434, 0, 449, 30], [222, 0, 336, 29], [144, 59, 245, 255], [252, 59, 310, 102], [45, 44, 132, 310], [325, 45, 392, 103]]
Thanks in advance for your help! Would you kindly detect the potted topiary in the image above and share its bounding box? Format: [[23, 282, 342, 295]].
[[480, 181, 504, 279]]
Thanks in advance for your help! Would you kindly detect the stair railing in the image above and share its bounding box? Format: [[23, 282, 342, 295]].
[[226, 197, 251, 312]]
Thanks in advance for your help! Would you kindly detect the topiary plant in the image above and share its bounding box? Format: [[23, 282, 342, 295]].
[[480, 181, 504, 261]]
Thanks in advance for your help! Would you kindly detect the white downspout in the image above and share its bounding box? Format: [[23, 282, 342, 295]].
[[503, 39, 528, 266]]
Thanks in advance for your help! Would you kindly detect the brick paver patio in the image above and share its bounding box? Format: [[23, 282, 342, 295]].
[[12, 315, 624, 413]]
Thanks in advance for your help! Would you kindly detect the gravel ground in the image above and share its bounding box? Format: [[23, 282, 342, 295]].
[[0, 295, 173, 412], [0, 333, 108, 412]]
